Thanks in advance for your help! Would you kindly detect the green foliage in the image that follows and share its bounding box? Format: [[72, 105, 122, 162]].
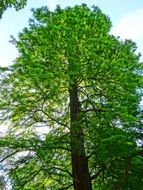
[[0, 4, 143, 189], [0, 0, 27, 18]]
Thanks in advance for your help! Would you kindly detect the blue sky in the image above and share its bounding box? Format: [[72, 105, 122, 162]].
[[0, 0, 143, 66]]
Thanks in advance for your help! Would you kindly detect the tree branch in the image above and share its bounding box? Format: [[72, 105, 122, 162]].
[[41, 110, 68, 128], [59, 183, 73, 190], [0, 150, 19, 162], [90, 166, 106, 180], [112, 150, 143, 190]]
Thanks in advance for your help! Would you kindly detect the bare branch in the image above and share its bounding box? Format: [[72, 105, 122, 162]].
[[41, 110, 68, 128], [59, 183, 73, 190], [0, 150, 19, 162]]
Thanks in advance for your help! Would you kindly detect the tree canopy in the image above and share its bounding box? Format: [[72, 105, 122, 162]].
[[0, 4, 143, 190]]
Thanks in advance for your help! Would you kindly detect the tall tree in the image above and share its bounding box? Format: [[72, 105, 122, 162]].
[[0, 4, 143, 190]]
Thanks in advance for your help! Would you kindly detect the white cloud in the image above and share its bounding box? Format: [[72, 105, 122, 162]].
[[48, 0, 57, 11], [0, 58, 12, 67], [111, 9, 143, 42]]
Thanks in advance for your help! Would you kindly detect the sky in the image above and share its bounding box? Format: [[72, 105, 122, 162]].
[[0, 0, 143, 67]]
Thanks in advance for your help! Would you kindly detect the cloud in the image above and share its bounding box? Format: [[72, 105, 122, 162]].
[[48, 0, 57, 11], [111, 9, 143, 42], [0, 58, 12, 67]]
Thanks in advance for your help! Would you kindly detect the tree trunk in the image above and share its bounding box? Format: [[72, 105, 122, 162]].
[[69, 84, 92, 190]]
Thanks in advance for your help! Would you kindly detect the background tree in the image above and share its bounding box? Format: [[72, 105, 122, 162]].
[[0, 4, 143, 190], [0, 0, 27, 18]]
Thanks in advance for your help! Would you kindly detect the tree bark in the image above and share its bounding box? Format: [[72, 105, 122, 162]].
[[69, 84, 92, 190]]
